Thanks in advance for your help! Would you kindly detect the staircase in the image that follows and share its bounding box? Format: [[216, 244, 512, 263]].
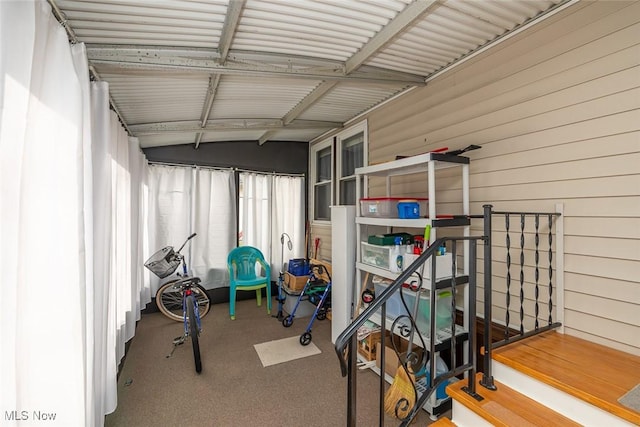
[[442, 330, 640, 426]]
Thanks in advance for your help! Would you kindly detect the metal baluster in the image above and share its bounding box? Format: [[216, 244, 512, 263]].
[[534, 214, 540, 330], [519, 214, 525, 335], [450, 240, 457, 373], [481, 205, 496, 390], [505, 214, 511, 340], [548, 214, 554, 325]]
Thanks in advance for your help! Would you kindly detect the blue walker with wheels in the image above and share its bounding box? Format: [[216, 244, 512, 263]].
[[282, 264, 332, 346]]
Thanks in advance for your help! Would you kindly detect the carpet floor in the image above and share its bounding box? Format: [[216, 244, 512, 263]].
[[105, 298, 442, 426]]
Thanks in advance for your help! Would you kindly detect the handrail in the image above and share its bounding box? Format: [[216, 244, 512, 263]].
[[334, 238, 446, 375], [480, 205, 563, 389], [334, 235, 485, 426], [334, 205, 563, 425]]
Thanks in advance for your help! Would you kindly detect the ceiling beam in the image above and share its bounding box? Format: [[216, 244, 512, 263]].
[[257, 81, 339, 145], [345, 0, 439, 74], [195, 69, 222, 148], [201, 75, 222, 126], [258, 131, 276, 146], [345, 0, 440, 74], [130, 119, 343, 135], [86, 47, 426, 85], [218, 0, 246, 65], [283, 81, 338, 125], [195, 1, 245, 149]]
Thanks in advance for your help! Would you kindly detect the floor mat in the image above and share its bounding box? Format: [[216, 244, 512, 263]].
[[254, 336, 321, 367], [619, 383, 640, 412]]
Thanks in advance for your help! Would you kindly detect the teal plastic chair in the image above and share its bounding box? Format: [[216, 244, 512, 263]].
[[227, 246, 272, 320]]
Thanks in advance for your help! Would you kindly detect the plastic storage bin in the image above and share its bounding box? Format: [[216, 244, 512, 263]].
[[373, 283, 453, 332], [397, 200, 421, 219], [361, 242, 394, 270], [287, 258, 310, 276], [367, 232, 414, 246], [360, 197, 427, 218]]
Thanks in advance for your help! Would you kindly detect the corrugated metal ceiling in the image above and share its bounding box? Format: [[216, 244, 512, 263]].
[[52, 0, 569, 148]]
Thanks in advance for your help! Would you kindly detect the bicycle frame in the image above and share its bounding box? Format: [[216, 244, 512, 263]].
[[183, 287, 202, 336]]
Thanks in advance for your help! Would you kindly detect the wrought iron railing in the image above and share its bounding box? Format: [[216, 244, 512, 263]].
[[334, 205, 563, 425], [334, 235, 485, 426], [479, 205, 563, 389]]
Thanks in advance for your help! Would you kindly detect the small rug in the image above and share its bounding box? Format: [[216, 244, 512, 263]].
[[254, 336, 321, 367], [618, 383, 640, 412]]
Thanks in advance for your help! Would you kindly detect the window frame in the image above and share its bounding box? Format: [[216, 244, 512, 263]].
[[336, 121, 368, 207], [309, 138, 334, 225], [309, 120, 368, 226]]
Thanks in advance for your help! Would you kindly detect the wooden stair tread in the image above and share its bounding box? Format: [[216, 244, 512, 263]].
[[447, 373, 580, 427], [429, 416, 456, 426], [492, 330, 640, 424]]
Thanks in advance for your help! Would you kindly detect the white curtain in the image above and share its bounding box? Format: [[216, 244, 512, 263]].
[[240, 173, 272, 260], [90, 82, 118, 425], [272, 175, 306, 275], [147, 164, 192, 293], [0, 2, 150, 426], [240, 173, 305, 280], [192, 167, 236, 288], [147, 165, 235, 291]]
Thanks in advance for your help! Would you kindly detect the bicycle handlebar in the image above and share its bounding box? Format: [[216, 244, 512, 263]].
[[176, 233, 197, 254]]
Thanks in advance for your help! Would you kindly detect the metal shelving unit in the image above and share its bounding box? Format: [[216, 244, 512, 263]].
[[353, 151, 471, 418]]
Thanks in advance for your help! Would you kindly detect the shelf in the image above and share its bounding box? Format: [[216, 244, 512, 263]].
[[356, 216, 430, 227], [367, 312, 469, 353], [356, 216, 471, 228], [351, 149, 471, 421], [358, 356, 453, 414], [355, 152, 469, 177], [357, 262, 468, 289]]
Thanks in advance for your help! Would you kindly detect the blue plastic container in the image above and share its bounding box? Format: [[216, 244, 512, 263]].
[[397, 200, 420, 219], [287, 258, 310, 276]]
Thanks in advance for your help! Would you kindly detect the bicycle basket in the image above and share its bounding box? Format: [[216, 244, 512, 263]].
[[144, 246, 180, 278]]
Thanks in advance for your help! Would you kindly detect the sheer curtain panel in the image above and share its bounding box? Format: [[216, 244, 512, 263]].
[[240, 173, 305, 280], [272, 175, 306, 276], [192, 167, 236, 288], [240, 173, 273, 260], [147, 165, 235, 290], [147, 165, 192, 294], [0, 2, 150, 426]]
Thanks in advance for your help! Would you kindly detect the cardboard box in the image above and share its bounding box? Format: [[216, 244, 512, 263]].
[[284, 271, 309, 291], [283, 258, 331, 292], [375, 337, 423, 377]]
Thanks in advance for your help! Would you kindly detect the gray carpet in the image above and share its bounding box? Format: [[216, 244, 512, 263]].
[[105, 298, 442, 426]]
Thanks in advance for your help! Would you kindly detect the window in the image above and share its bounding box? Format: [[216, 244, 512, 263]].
[[311, 141, 332, 222], [310, 121, 367, 224], [338, 129, 364, 205]]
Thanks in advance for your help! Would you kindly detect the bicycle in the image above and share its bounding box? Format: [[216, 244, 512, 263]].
[[144, 233, 210, 373]]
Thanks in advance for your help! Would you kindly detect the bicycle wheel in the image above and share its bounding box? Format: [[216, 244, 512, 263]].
[[156, 281, 211, 322], [186, 295, 202, 373]]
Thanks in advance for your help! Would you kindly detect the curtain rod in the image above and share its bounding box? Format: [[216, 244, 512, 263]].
[[148, 161, 233, 172], [48, 0, 132, 137], [148, 162, 304, 177], [235, 167, 305, 178]]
